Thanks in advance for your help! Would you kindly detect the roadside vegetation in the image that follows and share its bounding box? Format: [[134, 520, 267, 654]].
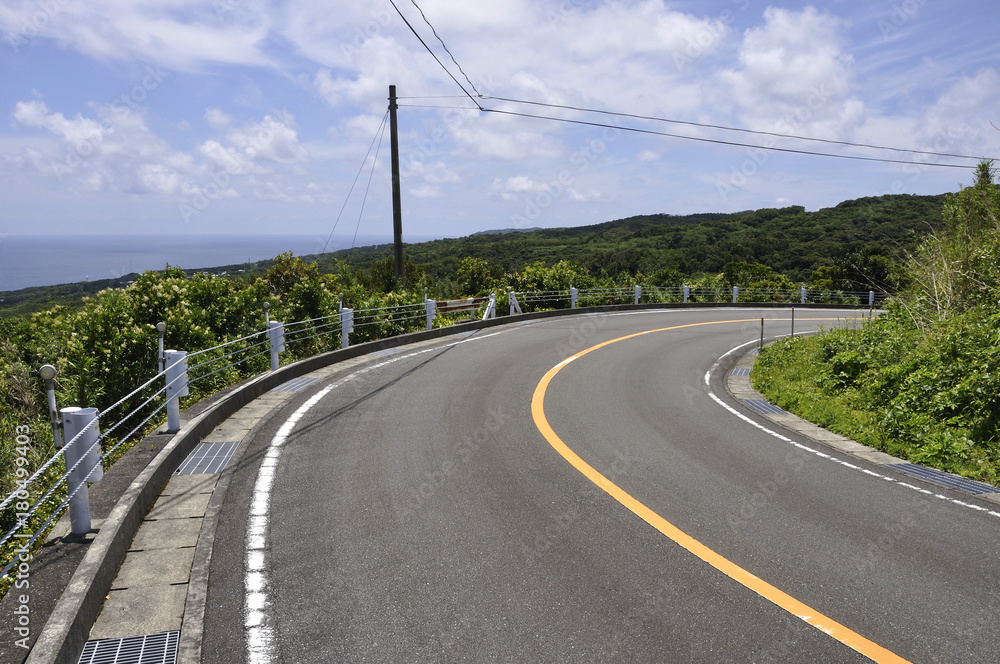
[[754, 162, 1000, 484]]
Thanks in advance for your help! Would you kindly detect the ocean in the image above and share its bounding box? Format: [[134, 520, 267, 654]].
[[0, 234, 400, 291]]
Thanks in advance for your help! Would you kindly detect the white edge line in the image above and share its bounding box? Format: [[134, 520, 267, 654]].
[[243, 328, 515, 663], [707, 342, 1000, 521]]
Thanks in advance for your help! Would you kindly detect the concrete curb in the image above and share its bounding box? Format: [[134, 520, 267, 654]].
[[25, 302, 872, 663], [723, 345, 1000, 502]]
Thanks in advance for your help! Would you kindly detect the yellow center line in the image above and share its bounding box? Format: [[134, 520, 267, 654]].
[[531, 319, 912, 664]]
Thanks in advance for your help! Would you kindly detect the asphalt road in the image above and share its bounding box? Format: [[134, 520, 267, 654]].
[[202, 308, 1000, 663]]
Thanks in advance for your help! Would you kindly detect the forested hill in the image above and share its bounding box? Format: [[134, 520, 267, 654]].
[[317, 192, 946, 284]]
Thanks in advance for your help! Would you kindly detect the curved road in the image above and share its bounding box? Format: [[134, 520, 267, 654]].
[[201, 308, 1000, 663]]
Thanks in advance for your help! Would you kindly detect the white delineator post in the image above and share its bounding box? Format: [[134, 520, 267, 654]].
[[570, 287, 578, 309], [634, 285, 641, 305], [156, 321, 166, 373], [733, 286, 739, 303], [164, 350, 189, 432], [683, 285, 690, 303], [267, 321, 285, 371], [340, 308, 354, 349], [425, 298, 436, 330], [60, 407, 103, 535]]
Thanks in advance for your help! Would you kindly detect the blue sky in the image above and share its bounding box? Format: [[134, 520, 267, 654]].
[[1, 0, 998, 243]]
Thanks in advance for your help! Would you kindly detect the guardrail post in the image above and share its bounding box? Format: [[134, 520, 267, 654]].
[[570, 287, 578, 309], [60, 407, 103, 535], [425, 298, 436, 330], [482, 293, 497, 320], [634, 285, 641, 305], [267, 321, 285, 371], [683, 284, 689, 303], [340, 308, 354, 349], [733, 286, 739, 303], [869, 291, 875, 308], [164, 350, 189, 433], [509, 291, 522, 316]]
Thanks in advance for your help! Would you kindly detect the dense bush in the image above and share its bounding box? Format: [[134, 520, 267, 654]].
[[754, 162, 1000, 482]]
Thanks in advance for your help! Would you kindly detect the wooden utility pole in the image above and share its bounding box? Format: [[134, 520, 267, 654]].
[[389, 85, 404, 286]]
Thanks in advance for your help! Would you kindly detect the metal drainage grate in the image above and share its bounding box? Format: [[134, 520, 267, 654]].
[[889, 463, 999, 495], [174, 441, 239, 475], [78, 630, 178, 664], [730, 367, 751, 376], [271, 376, 318, 392], [742, 399, 786, 415]]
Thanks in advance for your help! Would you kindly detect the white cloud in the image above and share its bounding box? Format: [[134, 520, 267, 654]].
[[719, 6, 864, 139], [204, 107, 234, 129], [0, 1, 274, 71], [410, 185, 443, 198], [638, 150, 660, 162], [225, 114, 311, 165]]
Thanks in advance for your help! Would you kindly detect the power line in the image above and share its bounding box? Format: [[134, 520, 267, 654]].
[[407, 0, 482, 97], [482, 95, 995, 163], [387, 0, 483, 110], [322, 111, 389, 253], [385, 4, 990, 169], [351, 115, 389, 250], [483, 107, 979, 169]]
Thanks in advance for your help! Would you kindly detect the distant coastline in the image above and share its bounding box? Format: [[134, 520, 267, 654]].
[[0, 234, 403, 291]]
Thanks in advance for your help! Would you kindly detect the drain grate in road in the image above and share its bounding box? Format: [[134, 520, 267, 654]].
[[174, 441, 240, 475], [742, 399, 786, 415], [271, 376, 318, 392], [78, 630, 178, 664], [730, 367, 751, 376], [889, 463, 999, 495]]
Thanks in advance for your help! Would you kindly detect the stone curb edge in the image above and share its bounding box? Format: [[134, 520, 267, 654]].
[[723, 346, 1000, 506]]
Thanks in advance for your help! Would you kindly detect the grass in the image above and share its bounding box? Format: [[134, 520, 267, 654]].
[[751, 332, 1000, 485]]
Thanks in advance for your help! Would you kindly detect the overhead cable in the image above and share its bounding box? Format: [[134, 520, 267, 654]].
[[484, 107, 978, 169], [387, 0, 483, 110]]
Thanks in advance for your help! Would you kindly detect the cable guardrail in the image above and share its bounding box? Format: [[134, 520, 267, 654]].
[[1, 284, 887, 585]]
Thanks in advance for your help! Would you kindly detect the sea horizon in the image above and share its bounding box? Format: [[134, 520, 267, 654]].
[[0, 233, 425, 291]]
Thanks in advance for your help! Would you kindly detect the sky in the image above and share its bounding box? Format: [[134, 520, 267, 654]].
[[1, 0, 998, 244]]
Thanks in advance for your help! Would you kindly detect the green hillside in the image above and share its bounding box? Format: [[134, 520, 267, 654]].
[[311, 193, 946, 288]]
